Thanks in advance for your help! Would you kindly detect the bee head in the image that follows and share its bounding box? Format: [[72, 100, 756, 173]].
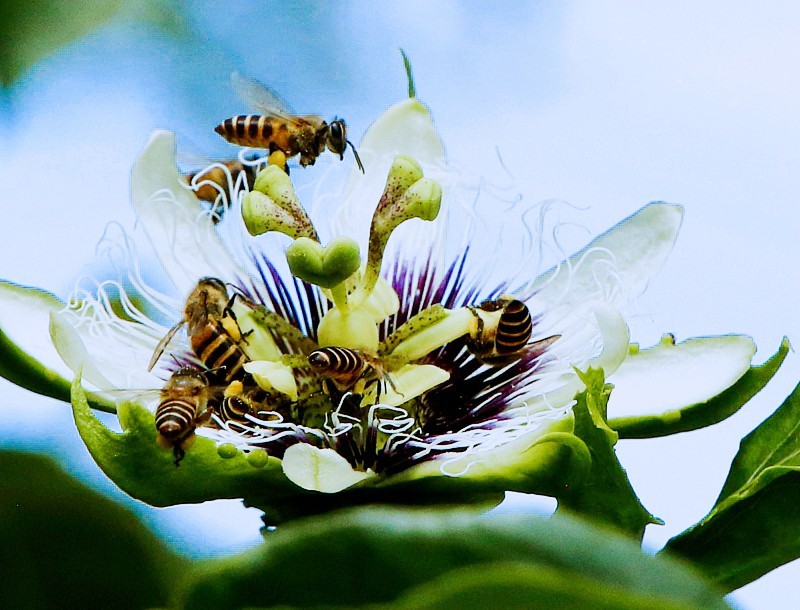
[[327, 119, 364, 173]]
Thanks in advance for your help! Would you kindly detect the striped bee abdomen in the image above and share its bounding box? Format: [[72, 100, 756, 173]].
[[495, 299, 532, 356], [215, 115, 274, 148], [190, 320, 248, 383], [219, 395, 251, 423], [308, 347, 367, 389], [155, 398, 199, 440]]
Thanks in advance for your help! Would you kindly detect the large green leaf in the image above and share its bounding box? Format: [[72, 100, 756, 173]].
[[665, 380, 800, 592], [177, 507, 728, 609], [0, 450, 186, 609], [609, 338, 789, 439], [558, 368, 660, 540]]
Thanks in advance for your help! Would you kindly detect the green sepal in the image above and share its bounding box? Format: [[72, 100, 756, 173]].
[[664, 379, 800, 592], [176, 507, 728, 609], [609, 337, 790, 438], [71, 374, 593, 525], [71, 374, 303, 510], [0, 450, 186, 609], [558, 368, 661, 540]]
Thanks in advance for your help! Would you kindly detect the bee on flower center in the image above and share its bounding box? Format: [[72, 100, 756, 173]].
[[148, 277, 250, 384], [215, 73, 364, 173], [467, 296, 560, 365], [307, 347, 398, 399]]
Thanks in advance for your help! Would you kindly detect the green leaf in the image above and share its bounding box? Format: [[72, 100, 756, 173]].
[[0, 0, 122, 87], [176, 507, 728, 609], [71, 377, 592, 524], [665, 380, 800, 591], [610, 338, 789, 439], [0, 450, 186, 609], [558, 368, 660, 540]]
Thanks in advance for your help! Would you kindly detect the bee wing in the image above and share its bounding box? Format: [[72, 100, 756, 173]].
[[230, 72, 300, 123], [148, 321, 185, 371], [103, 388, 162, 404]]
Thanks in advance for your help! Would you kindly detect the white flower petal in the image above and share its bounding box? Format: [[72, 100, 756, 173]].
[[281, 443, 372, 493], [49, 308, 163, 393], [529, 202, 683, 310], [131, 130, 246, 296], [607, 335, 756, 418], [0, 280, 73, 380], [520, 300, 631, 411], [49, 311, 115, 391]]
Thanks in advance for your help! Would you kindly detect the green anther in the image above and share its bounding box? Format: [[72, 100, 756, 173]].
[[217, 443, 239, 459], [388, 307, 474, 365], [250, 306, 318, 354], [364, 177, 442, 295], [380, 305, 447, 355], [247, 449, 269, 468], [286, 236, 361, 289]]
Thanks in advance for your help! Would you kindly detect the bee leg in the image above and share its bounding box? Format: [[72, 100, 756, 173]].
[[173, 444, 186, 467]]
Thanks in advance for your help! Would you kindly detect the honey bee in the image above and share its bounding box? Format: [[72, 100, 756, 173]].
[[467, 296, 559, 365], [155, 366, 219, 465], [183, 159, 257, 207], [148, 278, 250, 383], [216, 380, 280, 425], [307, 346, 396, 397], [215, 73, 364, 173]]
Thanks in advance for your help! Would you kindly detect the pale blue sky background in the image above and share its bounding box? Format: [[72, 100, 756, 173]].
[[2, 3, 799, 607]]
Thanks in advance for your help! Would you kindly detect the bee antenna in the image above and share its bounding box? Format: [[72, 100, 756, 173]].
[[347, 140, 365, 173]]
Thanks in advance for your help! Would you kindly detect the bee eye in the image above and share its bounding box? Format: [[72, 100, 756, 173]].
[[327, 121, 346, 155]]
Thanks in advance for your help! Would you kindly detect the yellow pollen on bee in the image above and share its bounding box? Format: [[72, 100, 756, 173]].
[[224, 380, 244, 398]]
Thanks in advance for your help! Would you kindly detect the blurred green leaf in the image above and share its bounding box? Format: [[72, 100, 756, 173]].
[[558, 368, 660, 540], [0, 0, 122, 86], [610, 337, 789, 439], [665, 380, 800, 592], [0, 450, 186, 609], [389, 562, 703, 610], [177, 507, 728, 609]]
